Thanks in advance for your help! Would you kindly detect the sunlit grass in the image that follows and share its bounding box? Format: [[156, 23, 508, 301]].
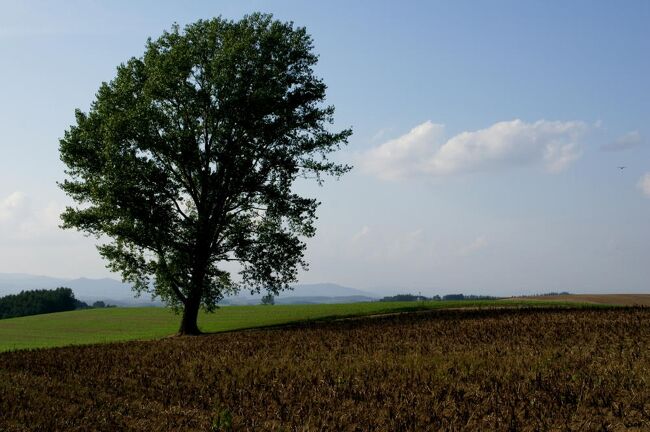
[[0, 299, 611, 352]]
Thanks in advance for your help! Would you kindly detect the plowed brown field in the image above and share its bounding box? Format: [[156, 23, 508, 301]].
[[1, 307, 649, 431]]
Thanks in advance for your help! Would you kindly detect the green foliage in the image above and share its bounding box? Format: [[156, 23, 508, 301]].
[[75, 299, 90, 309], [58, 13, 351, 333], [260, 293, 275, 305], [91, 301, 116, 308], [0, 287, 81, 319], [380, 293, 502, 302], [379, 294, 429, 302], [442, 293, 501, 301]]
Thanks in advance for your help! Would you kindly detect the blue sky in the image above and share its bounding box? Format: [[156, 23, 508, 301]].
[[0, 0, 648, 295]]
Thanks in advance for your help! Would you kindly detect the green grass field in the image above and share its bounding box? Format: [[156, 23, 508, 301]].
[[0, 299, 609, 352]]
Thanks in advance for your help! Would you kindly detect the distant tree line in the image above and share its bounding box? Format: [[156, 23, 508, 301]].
[[442, 294, 502, 301], [88, 301, 117, 309], [379, 294, 431, 302], [0, 288, 115, 319], [379, 293, 502, 302]]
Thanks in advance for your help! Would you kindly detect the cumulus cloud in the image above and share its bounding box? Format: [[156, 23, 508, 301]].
[[601, 131, 643, 151], [0, 191, 30, 222], [370, 128, 393, 142], [0, 191, 63, 240], [360, 119, 587, 180], [458, 236, 488, 256], [638, 173, 650, 197]]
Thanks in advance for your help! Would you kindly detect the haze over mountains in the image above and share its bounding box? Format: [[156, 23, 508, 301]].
[[0, 273, 378, 306]]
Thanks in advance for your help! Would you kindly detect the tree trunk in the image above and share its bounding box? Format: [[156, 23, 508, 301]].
[[180, 215, 210, 335], [178, 296, 202, 335]]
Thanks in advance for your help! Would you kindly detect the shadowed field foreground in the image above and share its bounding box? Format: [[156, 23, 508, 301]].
[[1, 308, 649, 431]]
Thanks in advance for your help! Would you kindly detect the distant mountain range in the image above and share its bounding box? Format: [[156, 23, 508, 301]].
[[222, 283, 378, 305], [0, 274, 378, 306], [0, 273, 159, 306]]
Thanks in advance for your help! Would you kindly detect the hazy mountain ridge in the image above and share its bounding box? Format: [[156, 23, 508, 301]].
[[0, 273, 159, 306], [0, 274, 378, 305]]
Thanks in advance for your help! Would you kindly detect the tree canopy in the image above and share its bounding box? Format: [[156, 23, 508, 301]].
[[0, 288, 83, 319], [59, 14, 351, 334]]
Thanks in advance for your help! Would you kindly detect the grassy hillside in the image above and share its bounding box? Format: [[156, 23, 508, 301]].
[[0, 299, 601, 352], [519, 294, 650, 306]]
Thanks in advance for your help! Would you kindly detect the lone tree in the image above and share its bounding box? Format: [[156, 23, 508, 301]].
[[59, 14, 351, 335], [260, 293, 275, 306]]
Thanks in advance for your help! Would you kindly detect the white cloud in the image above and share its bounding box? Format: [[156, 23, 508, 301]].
[[638, 173, 650, 197], [344, 225, 433, 263], [458, 236, 488, 256], [361, 119, 587, 180], [601, 131, 643, 151], [0, 191, 114, 278], [0, 191, 30, 222], [370, 127, 394, 142], [0, 191, 63, 240], [360, 121, 445, 180], [394, 229, 425, 255], [351, 225, 370, 242]]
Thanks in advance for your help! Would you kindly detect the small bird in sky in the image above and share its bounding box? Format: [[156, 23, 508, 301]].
[[618, 166, 626, 170]]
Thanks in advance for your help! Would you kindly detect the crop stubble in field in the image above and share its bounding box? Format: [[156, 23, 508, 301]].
[[1, 308, 649, 431]]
